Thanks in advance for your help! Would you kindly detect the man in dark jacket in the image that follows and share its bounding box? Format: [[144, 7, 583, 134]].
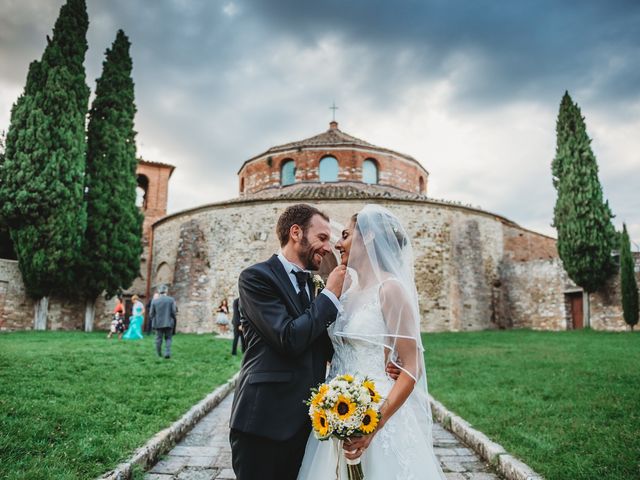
[[231, 297, 246, 355], [229, 204, 346, 480], [149, 285, 177, 359]]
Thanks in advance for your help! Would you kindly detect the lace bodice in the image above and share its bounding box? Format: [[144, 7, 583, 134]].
[[328, 284, 394, 396]]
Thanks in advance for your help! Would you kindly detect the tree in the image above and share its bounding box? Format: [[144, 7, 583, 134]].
[[81, 30, 142, 331], [0, 0, 89, 329], [551, 91, 617, 327], [0, 130, 15, 260], [620, 224, 638, 331]]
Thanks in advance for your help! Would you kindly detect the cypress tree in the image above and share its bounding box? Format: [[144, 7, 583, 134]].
[[0, 0, 89, 329], [620, 224, 638, 331], [0, 131, 14, 260], [551, 91, 617, 326], [82, 30, 142, 331]]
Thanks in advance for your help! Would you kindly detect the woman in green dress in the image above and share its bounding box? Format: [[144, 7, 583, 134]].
[[123, 295, 144, 340]]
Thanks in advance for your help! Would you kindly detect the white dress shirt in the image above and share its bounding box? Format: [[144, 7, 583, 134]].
[[276, 253, 341, 310]]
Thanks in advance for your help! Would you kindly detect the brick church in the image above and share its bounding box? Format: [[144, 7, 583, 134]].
[[0, 122, 636, 332]]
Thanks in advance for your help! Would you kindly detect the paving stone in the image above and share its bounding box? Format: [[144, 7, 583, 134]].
[[170, 446, 219, 458], [184, 456, 216, 467], [434, 447, 459, 456], [440, 454, 480, 463], [214, 468, 236, 479], [444, 473, 466, 480], [144, 474, 174, 480], [441, 460, 466, 473], [145, 393, 503, 479], [461, 460, 491, 471], [466, 473, 501, 480], [182, 434, 212, 446], [455, 447, 476, 456], [149, 456, 187, 474], [175, 467, 219, 480]]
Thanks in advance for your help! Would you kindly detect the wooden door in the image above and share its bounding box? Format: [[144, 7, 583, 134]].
[[570, 293, 583, 329]]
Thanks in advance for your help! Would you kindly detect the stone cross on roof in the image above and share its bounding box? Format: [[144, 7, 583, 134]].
[[329, 101, 338, 121]]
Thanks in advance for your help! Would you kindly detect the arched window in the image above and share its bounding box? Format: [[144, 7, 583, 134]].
[[280, 159, 295, 186], [419, 176, 425, 194], [136, 174, 149, 209], [239, 176, 245, 194], [362, 159, 378, 184], [319, 156, 339, 182]]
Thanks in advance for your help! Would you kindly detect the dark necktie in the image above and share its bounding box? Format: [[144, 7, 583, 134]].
[[293, 270, 311, 310]]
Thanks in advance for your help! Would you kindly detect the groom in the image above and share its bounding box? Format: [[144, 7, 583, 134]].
[[229, 204, 346, 480]]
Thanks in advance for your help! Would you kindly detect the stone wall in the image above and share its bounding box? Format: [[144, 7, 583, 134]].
[[0, 161, 167, 332], [0, 258, 121, 332], [4, 199, 637, 333], [0, 260, 32, 331], [499, 258, 568, 330], [500, 243, 640, 331], [151, 199, 521, 333], [589, 253, 640, 331]]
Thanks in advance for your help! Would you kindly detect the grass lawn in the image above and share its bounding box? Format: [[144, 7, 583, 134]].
[[423, 329, 640, 480], [0, 331, 241, 480]]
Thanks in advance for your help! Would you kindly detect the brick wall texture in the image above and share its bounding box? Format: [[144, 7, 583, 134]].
[[239, 148, 428, 196]]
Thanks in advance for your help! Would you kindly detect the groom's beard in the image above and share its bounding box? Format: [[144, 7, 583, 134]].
[[300, 234, 322, 270]]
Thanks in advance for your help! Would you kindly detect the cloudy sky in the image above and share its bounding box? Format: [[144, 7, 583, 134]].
[[1, 0, 639, 245]]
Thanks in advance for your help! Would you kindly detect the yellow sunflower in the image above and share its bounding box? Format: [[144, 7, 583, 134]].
[[363, 379, 381, 403], [360, 408, 379, 434], [312, 409, 330, 437], [332, 395, 357, 420], [311, 384, 329, 407], [340, 374, 354, 382]]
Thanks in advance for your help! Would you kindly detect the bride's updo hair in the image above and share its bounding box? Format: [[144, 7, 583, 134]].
[[352, 212, 406, 248], [352, 209, 407, 273]]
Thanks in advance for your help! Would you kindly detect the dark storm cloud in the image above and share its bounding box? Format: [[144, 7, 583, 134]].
[[1, 0, 638, 242], [242, 0, 640, 106]]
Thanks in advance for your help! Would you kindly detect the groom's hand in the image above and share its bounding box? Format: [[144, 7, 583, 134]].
[[386, 360, 402, 381], [325, 265, 347, 298]]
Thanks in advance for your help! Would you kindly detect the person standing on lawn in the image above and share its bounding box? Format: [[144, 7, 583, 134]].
[[231, 297, 246, 355], [149, 285, 177, 359]]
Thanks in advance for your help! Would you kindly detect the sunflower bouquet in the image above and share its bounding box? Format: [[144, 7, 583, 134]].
[[306, 374, 382, 480]]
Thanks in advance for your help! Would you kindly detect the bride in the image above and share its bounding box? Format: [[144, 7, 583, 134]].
[[297, 205, 445, 479]]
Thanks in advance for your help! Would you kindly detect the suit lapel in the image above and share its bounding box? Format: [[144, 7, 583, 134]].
[[308, 276, 316, 302], [267, 255, 303, 315]]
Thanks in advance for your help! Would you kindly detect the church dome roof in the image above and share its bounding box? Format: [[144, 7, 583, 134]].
[[237, 121, 429, 196], [250, 121, 418, 164], [243, 181, 427, 201]]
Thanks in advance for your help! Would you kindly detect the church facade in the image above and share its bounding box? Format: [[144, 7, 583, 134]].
[[148, 122, 636, 333], [0, 122, 636, 332]]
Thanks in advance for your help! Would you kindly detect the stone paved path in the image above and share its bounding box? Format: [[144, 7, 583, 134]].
[[145, 394, 502, 480]]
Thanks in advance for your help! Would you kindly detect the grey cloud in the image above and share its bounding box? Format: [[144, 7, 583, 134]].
[[1, 0, 639, 245]]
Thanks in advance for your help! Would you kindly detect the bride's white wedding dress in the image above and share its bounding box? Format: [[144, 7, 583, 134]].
[[297, 283, 445, 480]]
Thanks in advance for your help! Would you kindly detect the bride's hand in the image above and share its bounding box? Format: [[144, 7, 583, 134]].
[[343, 433, 375, 460]]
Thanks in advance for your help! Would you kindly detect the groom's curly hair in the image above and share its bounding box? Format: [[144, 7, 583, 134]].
[[277, 204, 329, 246]]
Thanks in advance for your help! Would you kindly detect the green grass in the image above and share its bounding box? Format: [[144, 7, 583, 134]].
[[0, 331, 241, 480], [423, 329, 640, 480], [2, 330, 637, 479]]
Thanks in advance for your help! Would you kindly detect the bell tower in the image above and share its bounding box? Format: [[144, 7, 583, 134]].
[[136, 159, 175, 244], [133, 159, 175, 302]]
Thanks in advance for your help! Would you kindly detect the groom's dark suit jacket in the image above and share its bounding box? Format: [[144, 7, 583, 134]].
[[230, 254, 337, 441]]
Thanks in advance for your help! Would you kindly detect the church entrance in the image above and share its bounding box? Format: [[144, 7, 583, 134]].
[[565, 291, 584, 329]]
